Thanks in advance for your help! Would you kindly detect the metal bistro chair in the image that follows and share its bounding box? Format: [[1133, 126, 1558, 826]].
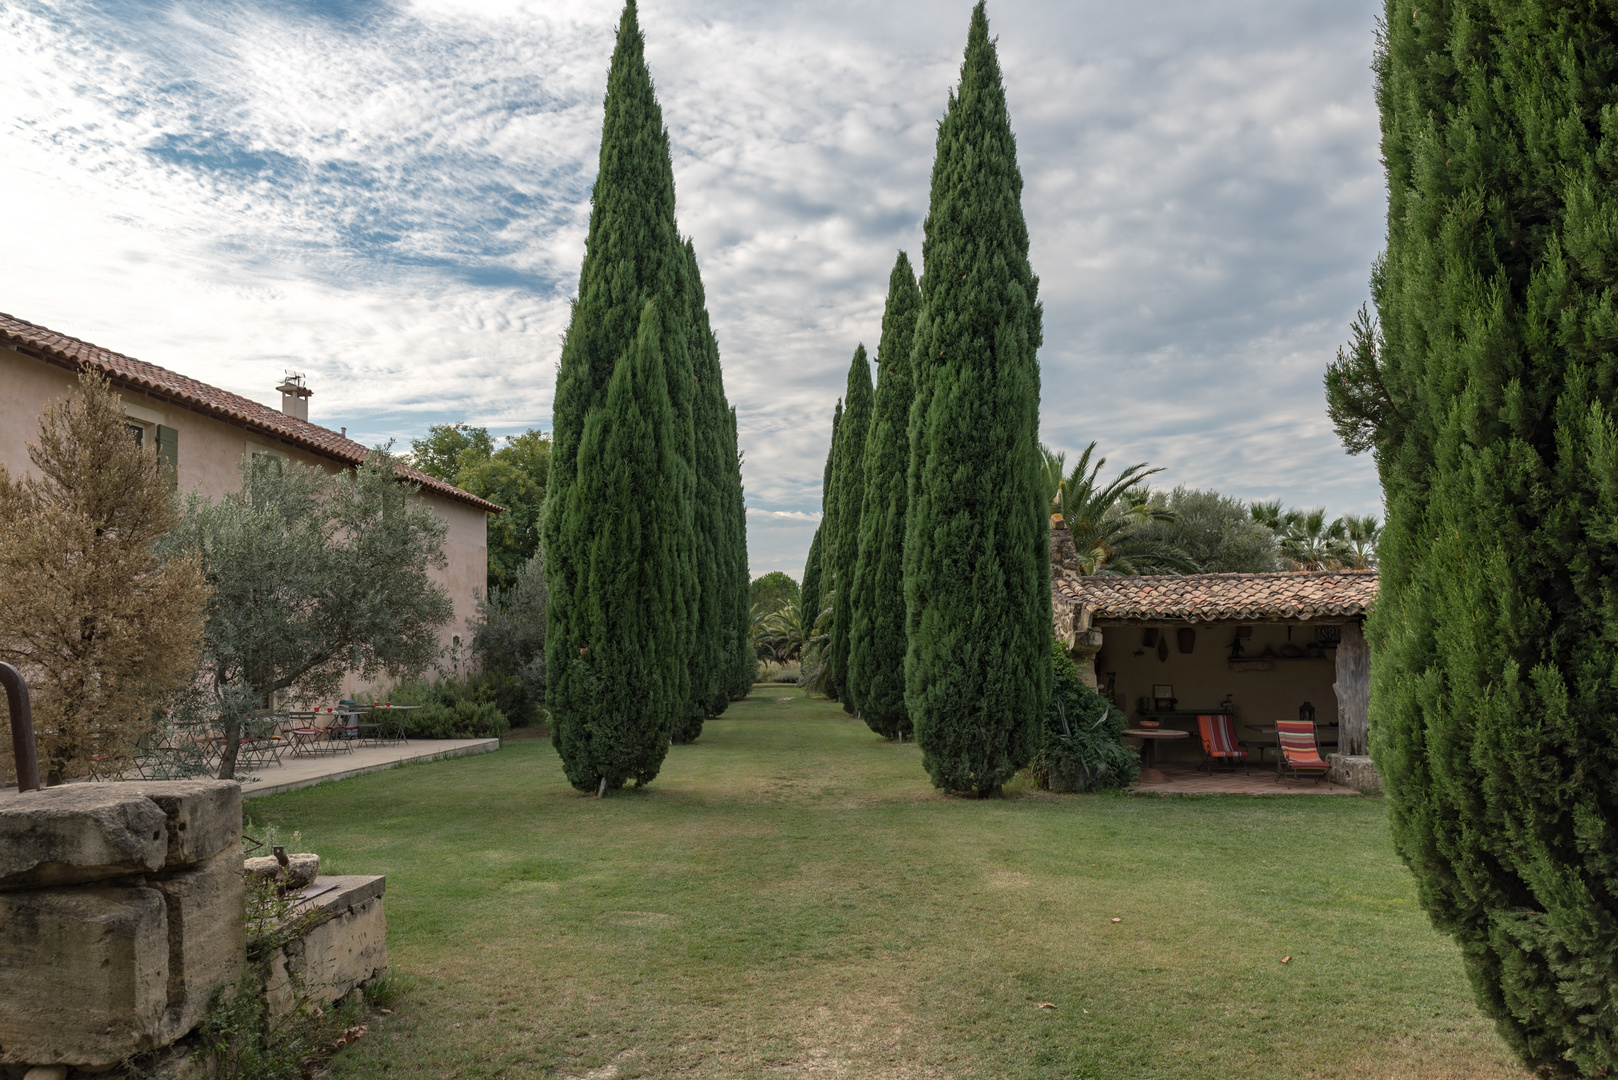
[[1275, 719, 1331, 783]]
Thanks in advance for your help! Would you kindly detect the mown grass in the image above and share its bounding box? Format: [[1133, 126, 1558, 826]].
[[253, 686, 1524, 1080]]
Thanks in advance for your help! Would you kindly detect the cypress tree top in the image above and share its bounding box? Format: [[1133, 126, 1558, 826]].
[[904, 1, 1047, 795], [848, 251, 921, 738], [827, 344, 873, 709]]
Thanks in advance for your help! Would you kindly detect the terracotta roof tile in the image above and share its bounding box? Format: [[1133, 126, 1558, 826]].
[[0, 312, 501, 514], [1053, 569, 1377, 622]]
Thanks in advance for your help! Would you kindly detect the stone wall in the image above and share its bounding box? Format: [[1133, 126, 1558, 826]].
[[0, 781, 245, 1071], [264, 875, 388, 1022]]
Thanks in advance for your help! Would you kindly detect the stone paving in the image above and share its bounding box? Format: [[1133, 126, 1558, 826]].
[[1132, 762, 1360, 795], [236, 738, 500, 798]]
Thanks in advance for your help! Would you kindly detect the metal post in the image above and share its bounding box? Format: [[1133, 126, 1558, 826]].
[[0, 662, 41, 792]]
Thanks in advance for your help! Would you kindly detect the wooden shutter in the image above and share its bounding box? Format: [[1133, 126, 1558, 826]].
[[156, 425, 179, 485]]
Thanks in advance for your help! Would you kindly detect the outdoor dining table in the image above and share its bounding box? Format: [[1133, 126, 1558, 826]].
[[286, 712, 355, 757], [1123, 727, 1190, 784], [358, 704, 419, 746]]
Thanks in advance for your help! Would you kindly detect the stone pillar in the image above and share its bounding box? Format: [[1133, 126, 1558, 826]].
[[1333, 620, 1371, 756]]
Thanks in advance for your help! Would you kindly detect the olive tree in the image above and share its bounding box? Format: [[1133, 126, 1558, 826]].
[[170, 452, 452, 778]]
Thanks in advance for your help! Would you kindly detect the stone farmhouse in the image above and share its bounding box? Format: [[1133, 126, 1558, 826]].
[[0, 312, 500, 680]]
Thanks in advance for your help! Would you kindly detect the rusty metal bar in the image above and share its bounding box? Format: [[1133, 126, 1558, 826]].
[[0, 662, 40, 792]]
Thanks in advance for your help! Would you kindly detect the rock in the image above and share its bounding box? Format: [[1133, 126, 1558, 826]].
[[0, 787, 167, 891], [0, 885, 169, 1066], [149, 848, 246, 1041], [23, 1067, 69, 1080], [136, 781, 242, 868], [243, 853, 319, 891]]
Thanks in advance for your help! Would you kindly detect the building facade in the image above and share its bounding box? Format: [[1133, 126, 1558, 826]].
[[0, 312, 499, 686]]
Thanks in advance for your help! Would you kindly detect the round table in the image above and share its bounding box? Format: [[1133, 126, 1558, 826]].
[[1123, 727, 1191, 784]]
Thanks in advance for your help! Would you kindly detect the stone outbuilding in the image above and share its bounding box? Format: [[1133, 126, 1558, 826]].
[[1051, 530, 1378, 769]]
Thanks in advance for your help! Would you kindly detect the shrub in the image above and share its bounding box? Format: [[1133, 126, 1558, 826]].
[[384, 679, 508, 739], [469, 548, 546, 727], [1032, 638, 1138, 791]]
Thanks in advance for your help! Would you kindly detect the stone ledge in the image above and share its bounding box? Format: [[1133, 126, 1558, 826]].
[[1326, 753, 1382, 794]]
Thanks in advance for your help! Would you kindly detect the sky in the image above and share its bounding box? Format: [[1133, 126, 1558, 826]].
[[2, 0, 1387, 579]]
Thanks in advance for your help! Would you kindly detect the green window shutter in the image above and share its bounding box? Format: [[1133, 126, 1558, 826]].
[[156, 425, 179, 485]]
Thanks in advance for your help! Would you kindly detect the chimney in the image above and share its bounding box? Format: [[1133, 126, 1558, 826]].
[[276, 372, 312, 422]]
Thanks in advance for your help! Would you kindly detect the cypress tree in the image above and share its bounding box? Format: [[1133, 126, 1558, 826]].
[[849, 252, 921, 738], [903, 2, 1047, 796], [826, 345, 873, 710], [550, 300, 689, 789], [799, 400, 840, 637], [673, 238, 747, 740], [544, 1, 696, 791], [724, 405, 756, 700], [1326, 4, 1618, 1072]]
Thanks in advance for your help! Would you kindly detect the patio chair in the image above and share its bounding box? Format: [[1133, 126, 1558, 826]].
[[1195, 714, 1249, 775], [1275, 719, 1331, 783]]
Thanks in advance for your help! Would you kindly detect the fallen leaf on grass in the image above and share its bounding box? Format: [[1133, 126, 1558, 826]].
[[333, 1024, 368, 1049], [378, 1008, 393, 1015], [1110, 918, 1122, 924], [1281, 956, 1291, 964], [1037, 1003, 1056, 1009]]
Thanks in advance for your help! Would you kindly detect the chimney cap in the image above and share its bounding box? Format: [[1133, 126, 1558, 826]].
[[276, 371, 312, 399]]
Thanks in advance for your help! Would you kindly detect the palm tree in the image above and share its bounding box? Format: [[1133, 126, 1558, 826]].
[[759, 600, 827, 665], [1056, 443, 1198, 575], [1337, 514, 1380, 569], [1276, 507, 1349, 570], [1040, 442, 1066, 521]]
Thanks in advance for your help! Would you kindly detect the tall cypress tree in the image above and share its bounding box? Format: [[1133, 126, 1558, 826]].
[[799, 400, 840, 640], [849, 252, 921, 738], [550, 300, 690, 789], [724, 403, 756, 700], [674, 238, 747, 740], [1326, 4, 1618, 1072], [903, 2, 1047, 796], [827, 345, 873, 710], [544, 1, 695, 791]]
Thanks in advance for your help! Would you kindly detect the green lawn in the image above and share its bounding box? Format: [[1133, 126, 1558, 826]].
[[254, 686, 1524, 1080]]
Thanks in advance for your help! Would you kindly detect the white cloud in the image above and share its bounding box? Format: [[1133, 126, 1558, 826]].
[[0, 0, 1388, 578]]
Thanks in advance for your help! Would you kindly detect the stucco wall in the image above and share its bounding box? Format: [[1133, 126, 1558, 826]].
[[1094, 620, 1344, 765], [0, 343, 486, 692]]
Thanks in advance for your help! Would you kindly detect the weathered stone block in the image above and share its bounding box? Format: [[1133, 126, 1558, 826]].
[[0, 885, 169, 1066], [137, 781, 242, 868], [150, 848, 246, 1041], [265, 876, 387, 1022], [244, 852, 319, 890], [1326, 753, 1383, 794], [0, 787, 167, 891]]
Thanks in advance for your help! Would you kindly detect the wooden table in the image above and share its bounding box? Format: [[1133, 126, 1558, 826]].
[[1123, 727, 1191, 784]]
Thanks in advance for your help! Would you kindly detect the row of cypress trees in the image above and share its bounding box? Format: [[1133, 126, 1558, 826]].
[[807, 2, 1050, 795], [544, 0, 751, 794]]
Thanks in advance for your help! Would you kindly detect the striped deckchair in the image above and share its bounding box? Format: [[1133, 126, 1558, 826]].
[[1196, 714, 1249, 775], [1275, 719, 1330, 783]]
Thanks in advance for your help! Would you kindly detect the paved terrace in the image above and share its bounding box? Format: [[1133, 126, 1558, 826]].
[[2, 738, 501, 797], [237, 738, 500, 798]]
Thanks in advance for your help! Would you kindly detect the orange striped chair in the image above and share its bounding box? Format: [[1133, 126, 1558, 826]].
[[1275, 719, 1330, 782], [1196, 714, 1249, 774]]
